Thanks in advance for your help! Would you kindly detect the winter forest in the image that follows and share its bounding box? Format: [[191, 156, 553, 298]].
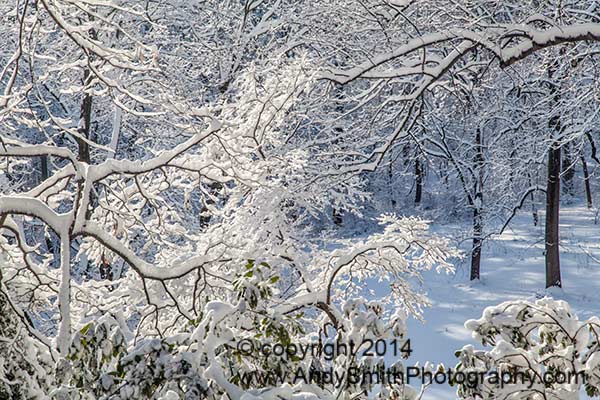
[[2, 0, 600, 399]]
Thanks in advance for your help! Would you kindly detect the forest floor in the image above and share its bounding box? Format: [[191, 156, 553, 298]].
[[401, 202, 600, 399]]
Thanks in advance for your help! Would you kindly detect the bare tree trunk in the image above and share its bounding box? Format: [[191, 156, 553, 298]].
[[582, 155, 593, 208], [470, 129, 484, 281], [99, 254, 114, 282], [561, 141, 574, 196], [199, 182, 222, 229], [544, 55, 563, 289], [75, 67, 95, 277], [77, 68, 93, 164], [471, 209, 483, 281], [527, 171, 539, 226], [508, 148, 517, 185], [545, 141, 562, 288], [332, 208, 343, 225], [402, 143, 410, 166], [57, 234, 71, 356], [76, 19, 96, 163], [531, 190, 539, 226], [389, 160, 396, 208], [40, 156, 48, 182], [415, 157, 423, 206]]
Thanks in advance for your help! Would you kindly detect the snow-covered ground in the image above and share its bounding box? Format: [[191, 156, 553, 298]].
[[404, 203, 600, 399]]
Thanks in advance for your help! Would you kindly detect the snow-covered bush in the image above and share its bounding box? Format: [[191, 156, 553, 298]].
[[45, 216, 458, 399], [0, 251, 53, 400], [456, 298, 600, 399]]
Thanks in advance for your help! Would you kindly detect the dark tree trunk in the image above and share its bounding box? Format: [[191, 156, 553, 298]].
[[415, 157, 423, 206], [471, 209, 483, 281], [77, 69, 93, 164], [199, 182, 222, 229], [527, 171, 540, 226], [402, 143, 410, 166], [470, 129, 484, 281], [582, 155, 593, 208], [508, 148, 517, 185], [531, 190, 539, 226], [332, 208, 343, 225], [77, 68, 95, 226], [527, 173, 539, 226], [75, 67, 95, 277], [389, 160, 396, 208], [545, 141, 562, 288], [544, 55, 563, 289], [39, 156, 56, 260], [331, 82, 345, 226], [561, 142, 574, 196], [99, 254, 114, 282], [40, 155, 49, 182]]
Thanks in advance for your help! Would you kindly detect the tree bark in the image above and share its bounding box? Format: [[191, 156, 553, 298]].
[[527, 171, 539, 226], [332, 208, 343, 225], [582, 155, 593, 208], [531, 190, 539, 226], [57, 234, 71, 355], [470, 129, 484, 281], [544, 54, 563, 289], [389, 160, 396, 208], [561, 141, 574, 196], [471, 209, 483, 281], [40, 155, 48, 182], [545, 141, 562, 288], [77, 68, 93, 164], [199, 182, 222, 229], [415, 157, 423, 206]]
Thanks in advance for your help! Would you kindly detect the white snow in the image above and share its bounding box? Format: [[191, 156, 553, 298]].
[[395, 203, 600, 399]]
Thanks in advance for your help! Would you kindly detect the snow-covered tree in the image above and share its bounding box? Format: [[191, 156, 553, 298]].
[[2, 0, 600, 398]]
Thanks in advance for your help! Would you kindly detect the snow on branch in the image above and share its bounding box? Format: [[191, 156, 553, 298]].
[[324, 24, 600, 84]]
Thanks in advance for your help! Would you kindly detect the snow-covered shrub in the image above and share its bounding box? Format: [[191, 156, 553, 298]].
[[456, 298, 600, 399], [43, 217, 458, 399], [54, 318, 210, 399], [0, 253, 53, 400]]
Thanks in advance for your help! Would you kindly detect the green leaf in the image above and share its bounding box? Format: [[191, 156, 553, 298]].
[[80, 323, 92, 335]]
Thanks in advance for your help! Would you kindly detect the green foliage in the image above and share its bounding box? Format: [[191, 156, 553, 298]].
[[62, 320, 211, 399], [0, 288, 49, 399], [233, 259, 279, 309]]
